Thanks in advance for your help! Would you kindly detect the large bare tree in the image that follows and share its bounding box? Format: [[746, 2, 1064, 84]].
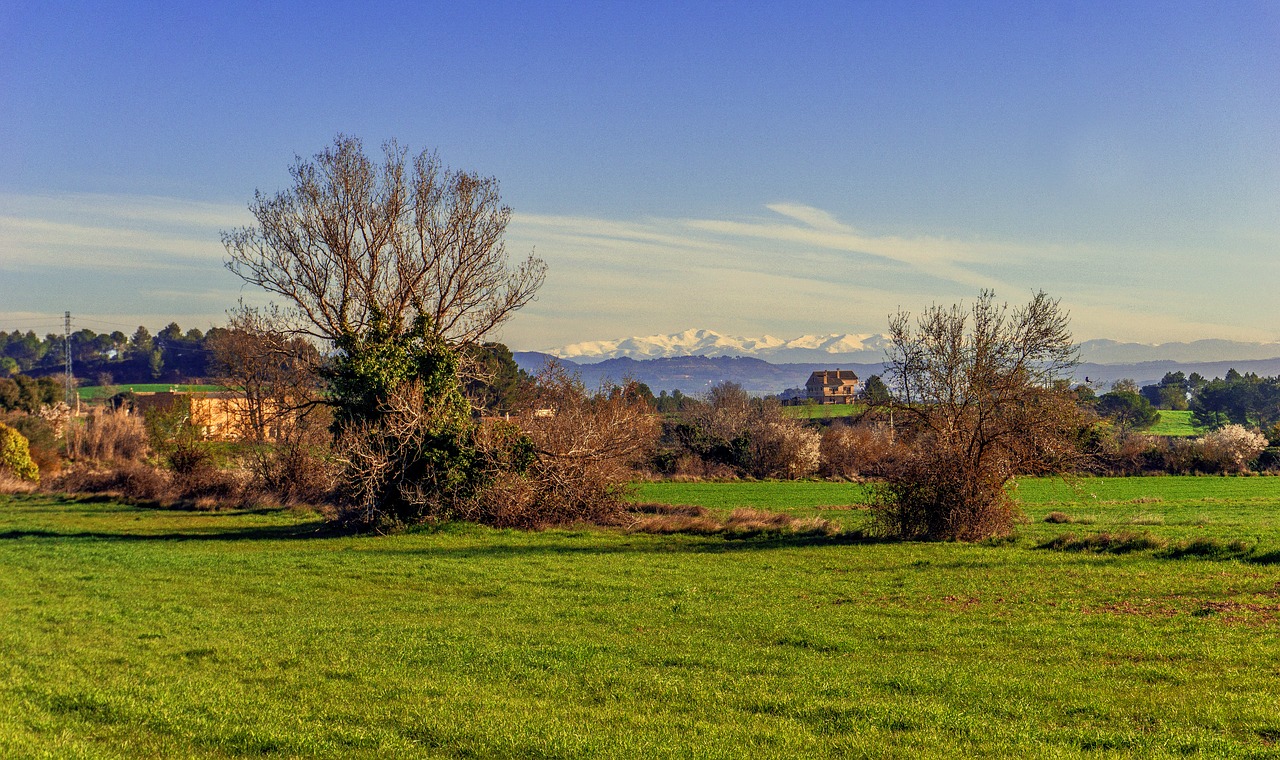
[[874, 290, 1086, 540], [223, 135, 546, 346], [221, 136, 546, 525]]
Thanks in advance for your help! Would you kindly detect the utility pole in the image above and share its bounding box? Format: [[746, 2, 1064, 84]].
[[64, 310, 74, 409]]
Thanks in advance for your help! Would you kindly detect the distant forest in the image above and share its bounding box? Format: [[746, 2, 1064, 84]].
[[0, 323, 216, 385]]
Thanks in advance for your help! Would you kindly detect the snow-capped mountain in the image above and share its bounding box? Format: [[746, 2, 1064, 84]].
[[548, 329, 894, 363], [544, 330, 1280, 366]]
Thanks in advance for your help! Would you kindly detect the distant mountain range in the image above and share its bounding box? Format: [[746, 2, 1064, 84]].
[[543, 329, 1280, 366], [550, 329, 893, 364], [517, 330, 1280, 396]]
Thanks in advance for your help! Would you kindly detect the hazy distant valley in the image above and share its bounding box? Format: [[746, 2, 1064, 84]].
[[518, 329, 1280, 395]]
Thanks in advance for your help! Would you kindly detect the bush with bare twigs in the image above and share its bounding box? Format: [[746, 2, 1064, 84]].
[[871, 291, 1087, 541], [470, 366, 658, 528]]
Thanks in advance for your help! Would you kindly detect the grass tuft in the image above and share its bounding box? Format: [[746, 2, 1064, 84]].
[[1156, 537, 1254, 561], [1039, 531, 1168, 553], [1127, 513, 1165, 525]]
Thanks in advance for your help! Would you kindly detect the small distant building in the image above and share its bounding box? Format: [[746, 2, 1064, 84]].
[[127, 391, 282, 441], [800, 369, 860, 405]]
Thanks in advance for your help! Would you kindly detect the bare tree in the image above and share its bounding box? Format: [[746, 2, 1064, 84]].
[[207, 304, 323, 443], [874, 290, 1086, 540], [221, 136, 546, 522], [223, 135, 546, 346]]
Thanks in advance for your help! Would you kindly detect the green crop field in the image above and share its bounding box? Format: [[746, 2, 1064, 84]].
[[781, 403, 865, 420], [3, 476, 1280, 757], [1148, 410, 1204, 437], [77, 384, 226, 401]]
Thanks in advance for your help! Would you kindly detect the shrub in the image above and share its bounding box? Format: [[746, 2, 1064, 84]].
[[870, 447, 1022, 541], [1198, 424, 1268, 473], [820, 422, 899, 479], [463, 371, 658, 529], [873, 291, 1086, 541], [248, 439, 337, 506], [3, 414, 61, 478], [0, 422, 39, 484], [54, 461, 170, 502], [751, 421, 820, 479]]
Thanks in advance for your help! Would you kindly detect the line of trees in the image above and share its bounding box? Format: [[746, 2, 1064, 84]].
[[0, 323, 220, 384], [1082, 369, 1280, 434]]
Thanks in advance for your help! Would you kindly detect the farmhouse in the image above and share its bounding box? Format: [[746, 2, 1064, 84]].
[[802, 369, 859, 405], [127, 391, 279, 441]]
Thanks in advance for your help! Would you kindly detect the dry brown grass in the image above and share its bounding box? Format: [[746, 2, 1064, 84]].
[[626, 504, 839, 537], [66, 409, 150, 464], [0, 471, 39, 494]]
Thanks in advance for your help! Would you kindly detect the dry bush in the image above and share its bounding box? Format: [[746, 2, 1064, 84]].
[[332, 364, 657, 529], [238, 405, 337, 507], [332, 380, 478, 526], [53, 462, 172, 503], [669, 454, 738, 480], [1113, 433, 1159, 475], [53, 460, 251, 510], [873, 291, 1086, 541], [870, 447, 1023, 541], [474, 368, 659, 528], [820, 422, 901, 479], [66, 409, 150, 463], [750, 421, 821, 479], [248, 438, 337, 506], [1156, 437, 1202, 474], [171, 466, 246, 506], [662, 384, 819, 480]]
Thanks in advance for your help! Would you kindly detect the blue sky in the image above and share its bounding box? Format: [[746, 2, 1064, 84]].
[[2, 1, 1277, 349]]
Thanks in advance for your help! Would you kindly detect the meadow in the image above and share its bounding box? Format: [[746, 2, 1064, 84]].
[[2, 476, 1279, 758], [781, 403, 865, 420], [77, 384, 226, 401], [1147, 410, 1204, 438]]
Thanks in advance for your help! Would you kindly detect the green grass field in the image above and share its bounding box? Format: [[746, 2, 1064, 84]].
[[781, 403, 865, 420], [1148, 410, 1204, 437], [3, 476, 1280, 757], [77, 384, 226, 401]]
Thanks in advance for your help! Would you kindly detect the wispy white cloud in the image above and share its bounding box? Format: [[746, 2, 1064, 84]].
[[505, 202, 1278, 347], [3, 192, 1274, 348]]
